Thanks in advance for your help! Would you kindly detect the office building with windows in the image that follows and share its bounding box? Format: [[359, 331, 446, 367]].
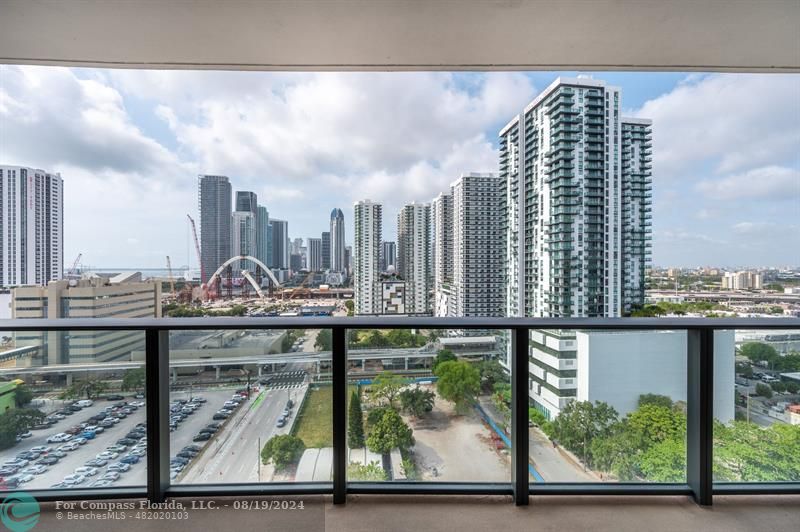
[[231, 211, 256, 271], [0, 166, 63, 288], [321, 231, 331, 271], [380, 241, 396, 273], [269, 219, 289, 269], [353, 200, 382, 315], [499, 78, 653, 417], [431, 192, 453, 316], [11, 274, 162, 365], [330, 208, 345, 273], [198, 175, 232, 283], [256, 205, 270, 267], [397, 202, 431, 314], [308, 237, 322, 272]]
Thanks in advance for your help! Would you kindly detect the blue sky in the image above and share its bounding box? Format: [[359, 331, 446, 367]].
[[1, 67, 798, 269]]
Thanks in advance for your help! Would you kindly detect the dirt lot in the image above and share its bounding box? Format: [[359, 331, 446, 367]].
[[403, 390, 511, 482]]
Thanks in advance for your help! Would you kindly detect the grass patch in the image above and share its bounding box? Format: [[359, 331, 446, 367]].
[[293, 385, 356, 448]]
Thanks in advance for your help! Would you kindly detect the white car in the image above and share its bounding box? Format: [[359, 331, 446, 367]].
[[62, 474, 86, 485], [101, 471, 120, 481], [75, 400, 94, 407], [102, 417, 120, 425], [130, 401, 145, 407], [107, 462, 130, 472], [20, 465, 47, 475], [128, 448, 146, 457], [58, 441, 80, 452], [29, 446, 52, 453], [96, 451, 118, 460], [10, 473, 34, 484], [74, 466, 98, 476], [85, 425, 104, 434], [46, 433, 72, 444], [73, 437, 88, 445]]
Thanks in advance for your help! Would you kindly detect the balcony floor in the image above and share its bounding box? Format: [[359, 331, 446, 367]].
[[37, 494, 800, 531]]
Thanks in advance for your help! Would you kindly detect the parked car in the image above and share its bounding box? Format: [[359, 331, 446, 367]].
[[101, 471, 121, 481], [170, 457, 189, 466], [85, 425, 104, 434], [128, 448, 146, 457], [81, 430, 96, 440], [73, 437, 88, 445], [276, 416, 286, 428], [74, 466, 98, 476], [75, 399, 94, 408], [90, 479, 114, 487], [116, 438, 137, 446], [29, 446, 52, 454], [20, 465, 47, 475], [57, 441, 80, 452], [62, 474, 86, 485], [9, 473, 34, 484], [0, 467, 19, 476], [107, 462, 130, 472], [105, 395, 125, 401], [193, 433, 211, 442], [18, 431, 33, 439], [106, 445, 127, 453], [84, 458, 107, 467], [96, 451, 118, 461], [36, 456, 59, 466], [212, 413, 228, 421], [176, 451, 194, 459], [120, 455, 140, 464]]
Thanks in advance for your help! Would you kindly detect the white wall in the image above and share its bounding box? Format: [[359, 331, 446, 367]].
[[577, 330, 734, 422]]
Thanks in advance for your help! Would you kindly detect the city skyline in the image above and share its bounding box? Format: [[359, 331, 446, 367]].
[[0, 67, 798, 268]]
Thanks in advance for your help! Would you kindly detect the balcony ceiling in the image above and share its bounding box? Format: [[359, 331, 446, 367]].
[[0, 0, 798, 71]]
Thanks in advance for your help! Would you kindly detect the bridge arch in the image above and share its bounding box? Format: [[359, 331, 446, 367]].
[[207, 255, 280, 288]]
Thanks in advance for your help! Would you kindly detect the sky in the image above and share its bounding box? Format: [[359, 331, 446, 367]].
[[0, 67, 798, 270]]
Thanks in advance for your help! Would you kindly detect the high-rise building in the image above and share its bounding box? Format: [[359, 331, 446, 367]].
[[198, 175, 232, 283], [499, 77, 653, 418], [256, 205, 270, 268], [397, 202, 431, 314], [330, 208, 345, 272], [308, 237, 322, 272], [290, 253, 303, 272], [379, 241, 396, 272], [0, 166, 63, 287], [231, 211, 256, 271], [235, 191, 257, 214], [722, 271, 763, 290], [451, 173, 504, 317], [11, 274, 161, 365], [431, 193, 453, 316], [269, 219, 289, 269], [344, 245, 352, 276], [321, 231, 331, 271], [353, 200, 382, 315]]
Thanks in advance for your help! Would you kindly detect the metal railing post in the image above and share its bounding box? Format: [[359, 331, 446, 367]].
[[145, 328, 170, 503], [687, 328, 714, 506], [512, 327, 530, 505], [332, 326, 347, 504]]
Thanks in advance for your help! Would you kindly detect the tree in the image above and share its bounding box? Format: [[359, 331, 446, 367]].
[[387, 329, 415, 347], [14, 384, 33, 408], [774, 354, 800, 373], [528, 407, 547, 427], [371, 371, 408, 408], [0, 408, 45, 449], [398, 387, 435, 418], [550, 400, 618, 464], [479, 359, 506, 394], [639, 438, 686, 482], [347, 461, 387, 480], [739, 342, 779, 365], [589, 427, 640, 480], [432, 349, 457, 372], [344, 300, 354, 317], [366, 408, 414, 454], [755, 383, 773, 399], [638, 394, 673, 410], [260, 434, 305, 470], [434, 360, 480, 413], [348, 390, 365, 448], [59, 377, 109, 400], [121, 367, 146, 393], [737, 363, 754, 379], [315, 329, 332, 351], [786, 381, 799, 394], [627, 404, 684, 447], [771, 381, 787, 393]]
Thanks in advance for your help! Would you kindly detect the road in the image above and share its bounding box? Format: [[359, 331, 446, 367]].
[[529, 427, 596, 482], [179, 384, 308, 483]]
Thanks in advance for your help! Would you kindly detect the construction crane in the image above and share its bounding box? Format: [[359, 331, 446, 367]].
[[186, 214, 204, 285], [66, 253, 82, 278], [166, 255, 176, 296]]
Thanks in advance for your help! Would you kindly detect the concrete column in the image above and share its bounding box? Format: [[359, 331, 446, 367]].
[[258, 366, 263, 377], [171, 368, 177, 384], [215, 366, 221, 380]]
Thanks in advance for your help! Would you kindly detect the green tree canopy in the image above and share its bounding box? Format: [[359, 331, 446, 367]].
[[366, 408, 414, 454], [479, 359, 507, 394], [0, 408, 45, 449], [638, 394, 673, 410], [315, 329, 332, 351], [121, 367, 146, 392], [627, 404, 685, 447], [260, 434, 305, 470], [550, 400, 619, 463], [347, 461, 387, 481], [59, 377, 109, 400], [370, 371, 409, 408], [639, 438, 686, 483], [14, 384, 33, 408], [739, 342, 779, 365], [755, 383, 773, 399], [432, 349, 457, 372], [398, 387, 435, 418], [434, 360, 480, 413], [348, 390, 365, 448]]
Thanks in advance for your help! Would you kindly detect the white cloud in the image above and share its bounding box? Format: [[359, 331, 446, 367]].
[[635, 74, 800, 180], [696, 166, 800, 200]]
